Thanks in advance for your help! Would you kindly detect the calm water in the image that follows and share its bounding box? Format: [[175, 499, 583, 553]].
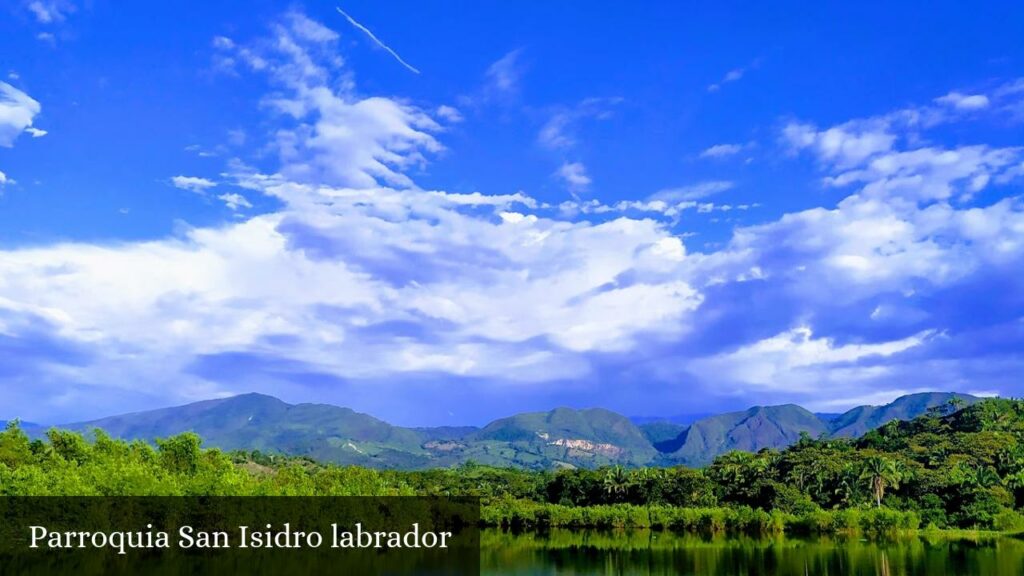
[[481, 529, 1024, 575]]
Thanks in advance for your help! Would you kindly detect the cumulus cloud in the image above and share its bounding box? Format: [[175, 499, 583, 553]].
[[782, 120, 896, 168], [0, 82, 42, 147], [171, 176, 217, 193], [935, 91, 990, 111], [672, 83, 1024, 409], [1, 11, 1023, 423], [689, 326, 934, 393], [218, 192, 252, 211], [0, 12, 705, 421]]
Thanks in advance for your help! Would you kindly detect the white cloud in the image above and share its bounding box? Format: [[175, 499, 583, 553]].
[[935, 91, 990, 111], [0, 82, 42, 147], [27, 1, 74, 24], [555, 161, 591, 193], [212, 36, 235, 50], [699, 143, 744, 158], [783, 120, 896, 168], [25, 127, 47, 138], [690, 326, 933, 392], [486, 49, 524, 94], [538, 97, 622, 151], [707, 59, 760, 92], [218, 15, 442, 189], [171, 176, 217, 193], [0, 170, 8, 186], [435, 105, 463, 123], [0, 12, 711, 415], [824, 145, 1021, 202], [218, 193, 252, 211], [538, 113, 573, 149], [651, 181, 734, 202], [1, 12, 1023, 421]]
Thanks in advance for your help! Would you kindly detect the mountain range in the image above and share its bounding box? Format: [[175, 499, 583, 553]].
[[14, 391, 980, 470]]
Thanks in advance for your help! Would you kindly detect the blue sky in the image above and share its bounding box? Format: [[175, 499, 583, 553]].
[[1, 1, 1023, 425]]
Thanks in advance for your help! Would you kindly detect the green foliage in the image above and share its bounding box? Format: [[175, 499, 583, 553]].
[[0, 421, 33, 468], [5, 397, 1024, 536]]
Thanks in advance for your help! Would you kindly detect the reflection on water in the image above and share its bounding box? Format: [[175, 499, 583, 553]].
[[481, 529, 1024, 575]]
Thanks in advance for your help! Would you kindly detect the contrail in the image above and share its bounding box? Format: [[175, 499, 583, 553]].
[[336, 7, 420, 75]]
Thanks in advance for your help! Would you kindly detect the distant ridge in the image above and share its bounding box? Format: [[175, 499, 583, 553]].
[[659, 404, 829, 467], [827, 392, 979, 437], [17, 391, 981, 470]]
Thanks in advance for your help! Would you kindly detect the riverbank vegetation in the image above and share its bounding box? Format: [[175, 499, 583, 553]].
[[3, 398, 1024, 537]]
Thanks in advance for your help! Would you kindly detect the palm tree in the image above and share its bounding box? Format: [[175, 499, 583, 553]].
[[859, 455, 902, 508], [714, 451, 756, 485], [603, 465, 630, 502], [973, 465, 1000, 489], [834, 464, 862, 506]]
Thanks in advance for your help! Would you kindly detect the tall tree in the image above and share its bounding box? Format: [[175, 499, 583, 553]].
[[859, 455, 902, 507]]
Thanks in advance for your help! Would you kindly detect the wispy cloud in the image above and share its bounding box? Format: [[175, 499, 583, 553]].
[[486, 49, 524, 94], [651, 180, 734, 202], [26, 0, 75, 24], [538, 97, 623, 150], [708, 59, 761, 92], [336, 7, 420, 75], [555, 161, 592, 194], [699, 143, 745, 158], [435, 105, 463, 123]]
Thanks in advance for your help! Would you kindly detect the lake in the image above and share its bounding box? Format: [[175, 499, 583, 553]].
[[481, 529, 1024, 575]]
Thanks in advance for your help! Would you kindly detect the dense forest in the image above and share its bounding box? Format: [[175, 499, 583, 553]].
[[3, 398, 1024, 537]]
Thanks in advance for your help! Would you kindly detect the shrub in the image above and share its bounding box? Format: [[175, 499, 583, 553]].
[[992, 509, 1024, 532]]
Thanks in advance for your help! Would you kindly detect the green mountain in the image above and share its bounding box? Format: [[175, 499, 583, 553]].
[[660, 405, 829, 467], [62, 397, 657, 470], [454, 407, 658, 469], [38, 390, 985, 471], [828, 392, 979, 438], [68, 393, 430, 469]]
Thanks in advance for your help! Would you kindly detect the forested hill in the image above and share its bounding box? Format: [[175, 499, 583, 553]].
[[11, 391, 980, 470], [4, 398, 1024, 533]]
